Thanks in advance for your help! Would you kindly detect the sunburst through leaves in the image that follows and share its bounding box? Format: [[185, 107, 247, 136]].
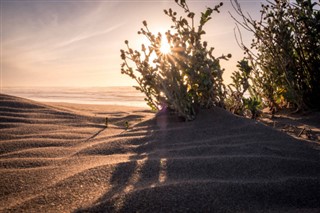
[[160, 38, 171, 55]]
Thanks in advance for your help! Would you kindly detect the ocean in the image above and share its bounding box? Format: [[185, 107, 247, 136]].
[[1, 87, 148, 108]]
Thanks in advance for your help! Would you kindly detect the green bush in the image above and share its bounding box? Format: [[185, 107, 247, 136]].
[[231, 0, 320, 111], [225, 59, 262, 119], [120, 0, 231, 120]]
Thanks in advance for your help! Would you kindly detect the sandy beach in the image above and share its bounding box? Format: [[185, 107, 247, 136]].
[[1, 93, 320, 212]]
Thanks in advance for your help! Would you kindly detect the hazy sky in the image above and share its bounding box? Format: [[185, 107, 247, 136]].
[[1, 0, 265, 88]]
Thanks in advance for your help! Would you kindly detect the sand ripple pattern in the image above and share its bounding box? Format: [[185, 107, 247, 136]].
[[0, 94, 319, 212]]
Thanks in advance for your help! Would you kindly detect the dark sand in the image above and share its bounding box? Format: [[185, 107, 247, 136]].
[[0, 94, 319, 212]]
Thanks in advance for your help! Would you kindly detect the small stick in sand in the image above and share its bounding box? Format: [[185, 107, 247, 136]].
[[124, 121, 129, 130], [298, 128, 305, 137], [105, 117, 109, 128]]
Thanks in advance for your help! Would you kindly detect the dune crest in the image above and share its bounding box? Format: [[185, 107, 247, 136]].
[[1, 94, 319, 212]]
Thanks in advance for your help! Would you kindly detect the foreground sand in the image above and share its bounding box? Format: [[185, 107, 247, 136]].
[[1, 94, 320, 212]]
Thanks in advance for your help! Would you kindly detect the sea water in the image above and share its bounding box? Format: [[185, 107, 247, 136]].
[[1, 87, 148, 108]]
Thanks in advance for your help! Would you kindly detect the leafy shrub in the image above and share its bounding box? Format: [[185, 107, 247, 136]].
[[225, 59, 262, 118], [243, 96, 262, 119], [231, 0, 320, 111], [120, 0, 231, 120]]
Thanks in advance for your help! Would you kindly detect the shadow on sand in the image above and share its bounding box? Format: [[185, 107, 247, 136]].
[[75, 108, 320, 213]]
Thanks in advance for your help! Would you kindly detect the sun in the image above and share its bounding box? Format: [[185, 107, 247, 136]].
[[160, 39, 171, 54]]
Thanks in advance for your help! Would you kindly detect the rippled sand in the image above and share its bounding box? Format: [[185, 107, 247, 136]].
[[1, 94, 319, 212]]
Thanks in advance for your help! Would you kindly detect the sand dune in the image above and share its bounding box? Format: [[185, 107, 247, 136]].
[[0, 94, 319, 212]]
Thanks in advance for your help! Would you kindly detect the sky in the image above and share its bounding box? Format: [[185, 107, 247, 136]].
[[1, 0, 265, 88]]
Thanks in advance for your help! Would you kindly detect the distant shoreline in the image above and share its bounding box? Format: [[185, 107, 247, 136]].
[[1, 86, 148, 108]]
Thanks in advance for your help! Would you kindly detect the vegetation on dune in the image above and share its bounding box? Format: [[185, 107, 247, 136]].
[[225, 59, 262, 119], [120, 0, 320, 121], [231, 0, 320, 112], [120, 0, 231, 121]]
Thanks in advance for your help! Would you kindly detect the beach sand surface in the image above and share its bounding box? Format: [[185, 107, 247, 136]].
[[1, 94, 319, 212]]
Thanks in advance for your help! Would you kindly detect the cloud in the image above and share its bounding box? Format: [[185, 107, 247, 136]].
[[56, 22, 125, 48]]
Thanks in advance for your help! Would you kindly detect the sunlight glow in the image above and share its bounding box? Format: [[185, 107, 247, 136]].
[[160, 39, 171, 54]]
